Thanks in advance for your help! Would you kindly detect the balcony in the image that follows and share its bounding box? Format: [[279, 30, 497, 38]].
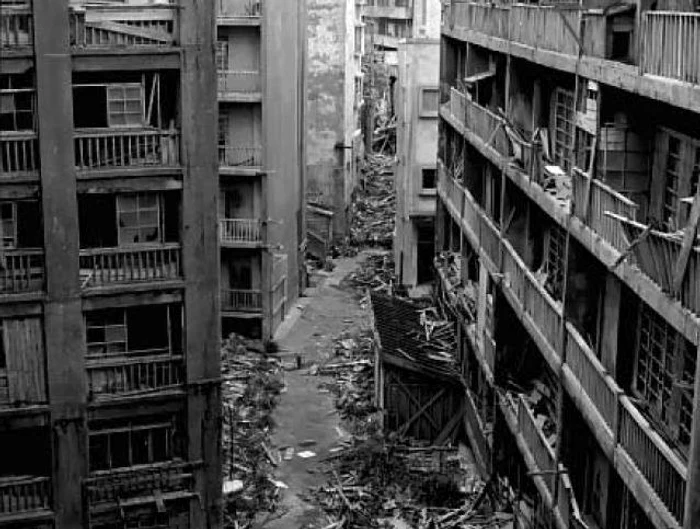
[[218, 0, 262, 23], [218, 145, 262, 171], [448, 87, 510, 158], [219, 218, 262, 246], [641, 11, 700, 86], [0, 4, 33, 51], [0, 249, 44, 295], [69, 1, 179, 49], [221, 288, 262, 313], [363, 5, 411, 20], [74, 128, 180, 173], [217, 70, 262, 100], [0, 476, 51, 520], [84, 461, 196, 514], [79, 244, 182, 289], [0, 132, 39, 179], [87, 354, 184, 401]]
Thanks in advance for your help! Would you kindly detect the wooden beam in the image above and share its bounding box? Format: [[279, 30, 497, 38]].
[[398, 388, 447, 437], [672, 191, 700, 294]]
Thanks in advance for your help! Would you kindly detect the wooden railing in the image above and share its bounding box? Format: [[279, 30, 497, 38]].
[[0, 132, 39, 178], [642, 11, 700, 86], [87, 354, 184, 399], [0, 476, 51, 515], [479, 211, 500, 266], [502, 241, 526, 303], [0, 249, 44, 294], [464, 95, 509, 157], [0, 5, 32, 49], [221, 289, 262, 312], [618, 397, 687, 524], [517, 395, 557, 493], [450, 1, 510, 40], [449, 87, 466, 127], [565, 323, 621, 431], [85, 461, 194, 505], [572, 168, 639, 253], [218, 0, 262, 18], [219, 218, 262, 244], [509, 5, 580, 56], [79, 244, 182, 287], [74, 129, 180, 171], [70, 2, 179, 48], [218, 70, 262, 94], [524, 269, 563, 355], [218, 145, 263, 168]]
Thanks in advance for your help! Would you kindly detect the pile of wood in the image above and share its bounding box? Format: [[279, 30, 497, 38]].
[[346, 252, 397, 295], [349, 154, 395, 249], [221, 334, 284, 528], [412, 308, 458, 366], [435, 251, 478, 322]]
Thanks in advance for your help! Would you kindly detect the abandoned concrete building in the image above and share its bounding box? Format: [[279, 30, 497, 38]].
[[217, 0, 306, 340], [437, 1, 700, 529], [363, 0, 442, 52], [306, 0, 365, 246], [394, 37, 439, 291]]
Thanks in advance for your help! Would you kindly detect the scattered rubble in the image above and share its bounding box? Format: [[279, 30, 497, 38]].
[[345, 252, 397, 295], [349, 154, 396, 250], [221, 334, 285, 529]]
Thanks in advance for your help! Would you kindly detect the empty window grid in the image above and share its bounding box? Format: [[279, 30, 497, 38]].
[[662, 136, 682, 230]]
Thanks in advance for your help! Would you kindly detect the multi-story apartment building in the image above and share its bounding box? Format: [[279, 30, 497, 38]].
[[0, 0, 221, 527], [306, 0, 365, 244], [216, 0, 306, 340], [395, 38, 440, 290], [364, 0, 442, 51], [436, 1, 699, 529]]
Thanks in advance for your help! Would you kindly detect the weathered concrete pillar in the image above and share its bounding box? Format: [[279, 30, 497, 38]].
[[33, 1, 87, 527], [179, 0, 222, 526]]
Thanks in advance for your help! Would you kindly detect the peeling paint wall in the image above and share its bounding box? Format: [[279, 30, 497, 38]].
[[306, 0, 359, 239]]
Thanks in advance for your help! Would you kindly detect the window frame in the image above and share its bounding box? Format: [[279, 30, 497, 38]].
[[116, 193, 163, 246], [420, 166, 437, 193], [106, 83, 145, 129], [418, 86, 439, 118]]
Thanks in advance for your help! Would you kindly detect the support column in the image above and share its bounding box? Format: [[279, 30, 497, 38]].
[[684, 342, 700, 529], [179, 1, 221, 527], [33, 1, 86, 527]]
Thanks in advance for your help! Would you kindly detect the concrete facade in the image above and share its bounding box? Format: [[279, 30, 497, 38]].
[[395, 38, 440, 289], [306, 0, 364, 240], [217, 0, 306, 340], [364, 0, 442, 53]]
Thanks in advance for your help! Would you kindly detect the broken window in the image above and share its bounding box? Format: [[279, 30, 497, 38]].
[[0, 201, 42, 249], [634, 304, 695, 457], [106, 83, 144, 127], [0, 88, 33, 131], [552, 88, 574, 173], [117, 193, 161, 245], [543, 224, 566, 301], [656, 130, 700, 230], [88, 415, 181, 472]]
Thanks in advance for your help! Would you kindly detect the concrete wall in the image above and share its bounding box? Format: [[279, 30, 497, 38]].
[[264, 0, 304, 316], [395, 38, 440, 288], [306, 0, 359, 240]]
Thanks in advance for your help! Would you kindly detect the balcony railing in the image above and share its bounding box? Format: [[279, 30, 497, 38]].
[[450, 2, 509, 40], [565, 323, 621, 432], [218, 0, 262, 19], [79, 244, 182, 288], [0, 249, 44, 294], [0, 4, 33, 49], [479, 211, 500, 266], [74, 128, 180, 171], [220, 219, 262, 245], [618, 397, 687, 524], [0, 132, 39, 178], [517, 395, 557, 493], [221, 288, 262, 312], [70, 2, 179, 48], [642, 11, 700, 85], [449, 87, 510, 157], [218, 70, 261, 94], [572, 168, 638, 253], [509, 5, 580, 57], [218, 145, 262, 168], [0, 476, 51, 516], [85, 461, 195, 505], [87, 354, 184, 399]]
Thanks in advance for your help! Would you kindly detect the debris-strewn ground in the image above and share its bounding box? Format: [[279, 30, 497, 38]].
[[221, 335, 285, 528], [349, 154, 395, 250]]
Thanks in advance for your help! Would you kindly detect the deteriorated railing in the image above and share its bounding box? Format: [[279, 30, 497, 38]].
[[217, 70, 261, 94], [219, 218, 262, 244], [0, 476, 51, 516], [70, 2, 179, 48], [74, 129, 180, 171], [85, 461, 195, 505], [618, 397, 687, 524], [450, 2, 510, 40], [0, 249, 44, 294], [479, 211, 500, 266], [218, 145, 263, 168], [79, 244, 182, 287], [0, 132, 39, 178], [509, 5, 580, 56], [218, 0, 262, 19], [572, 168, 638, 253], [565, 323, 621, 431], [0, 4, 33, 49], [642, 11, 700, 85], [221, 289, 262, 312], [87, 354, 184, 398], [517, 395, 557, 493]]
